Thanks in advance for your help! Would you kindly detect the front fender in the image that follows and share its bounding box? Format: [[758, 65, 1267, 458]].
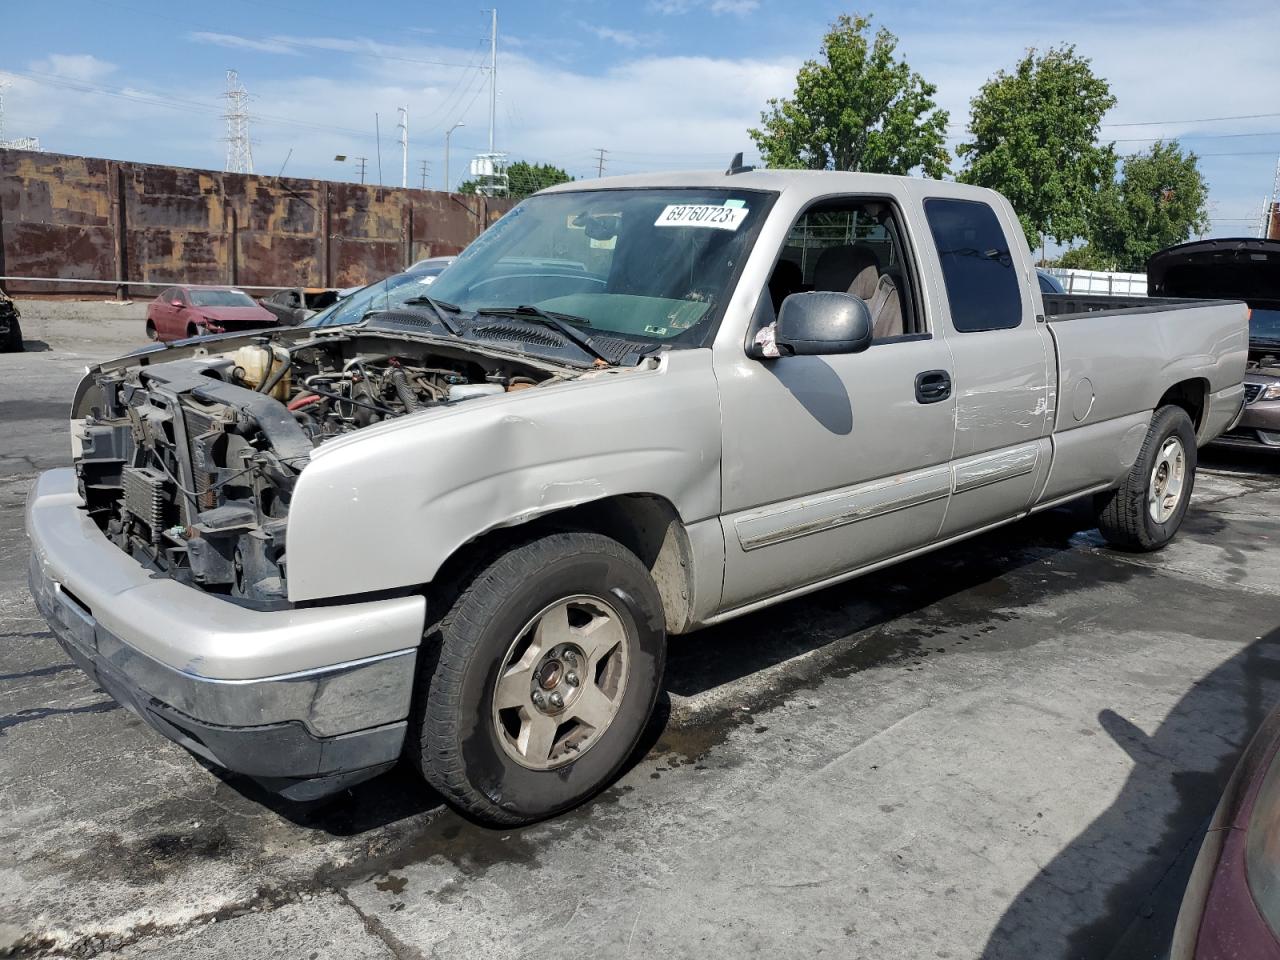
[[284, 350, 723, 602]]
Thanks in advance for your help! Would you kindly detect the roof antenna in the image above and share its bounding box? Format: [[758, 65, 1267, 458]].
[[726, 151, 754, 176]]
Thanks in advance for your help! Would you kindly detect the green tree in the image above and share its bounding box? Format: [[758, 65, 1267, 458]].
[[1087, 141, 1209, 271], [1054, 244, 1111, 271], [958, 45, 1117, 261], [749, 14, 950, 179], [458, 160, 573, 199]]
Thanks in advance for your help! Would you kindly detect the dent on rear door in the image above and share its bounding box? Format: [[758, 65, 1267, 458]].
[[917, 193, 1054, 538]]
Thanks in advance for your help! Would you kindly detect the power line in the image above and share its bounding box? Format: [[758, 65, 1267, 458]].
[[1112, 130, 1280, 143], [594, 147, 608, 177], [1101, 111, 1280, 129]]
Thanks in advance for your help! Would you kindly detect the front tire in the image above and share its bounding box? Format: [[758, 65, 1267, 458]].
[[1095, 405, 1197, 551], [411, 531, 667, 825]]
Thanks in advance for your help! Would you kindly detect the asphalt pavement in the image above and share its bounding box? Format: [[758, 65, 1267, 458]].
[[2, 299, 1279, 960]]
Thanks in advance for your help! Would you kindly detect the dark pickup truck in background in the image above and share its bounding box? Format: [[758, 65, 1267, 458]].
[[0, 289, 21, 352]]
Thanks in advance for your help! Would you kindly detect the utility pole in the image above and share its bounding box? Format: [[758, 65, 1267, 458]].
[[1265, 155, 1280, 240], [354, 157, 367, 184], [594, 147, 608, 177], [419, 159, 431, 190], [445, 121, 465, 193], [488, 8, 498, 154], [375, 112, 383, 186], [221, 69, 254, 174], [397, 106, 408, 189]]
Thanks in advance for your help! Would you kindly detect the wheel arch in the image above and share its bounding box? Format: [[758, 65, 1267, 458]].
[[1157, 377, 1209, 433], [432, 492, 700, 635]]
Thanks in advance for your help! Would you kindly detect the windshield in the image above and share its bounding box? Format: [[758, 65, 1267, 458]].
[[427, 187, 773, 346], [1252, 308, 1280, 343], [189, 289, 256, 307], [305, 272, 430, 327]]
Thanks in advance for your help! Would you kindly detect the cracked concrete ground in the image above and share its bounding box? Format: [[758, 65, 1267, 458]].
[[2, 300, 1279, 959]]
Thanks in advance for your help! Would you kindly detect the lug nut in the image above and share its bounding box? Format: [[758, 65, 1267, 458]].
[[565, 672, 579, 687], [549, 692, 565, 709], [563, 650, 577, 665], [532, 691, 546, 707]]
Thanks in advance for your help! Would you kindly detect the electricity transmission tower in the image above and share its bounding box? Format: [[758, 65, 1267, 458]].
[[594, 147, 608, 177], [354, 157, 368, 183], [419, 159, 431, 190], [221, 70, 254, 174]]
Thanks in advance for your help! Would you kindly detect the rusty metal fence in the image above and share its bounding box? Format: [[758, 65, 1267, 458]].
[[0, 149, 512, 298]]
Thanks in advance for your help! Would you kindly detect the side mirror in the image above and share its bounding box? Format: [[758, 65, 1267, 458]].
[[171, 299, 184, 308], [774, 291, 873, 356]]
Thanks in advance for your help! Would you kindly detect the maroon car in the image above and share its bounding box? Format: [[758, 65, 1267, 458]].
[[1172, 703, 1280, 958], [145, 285, 277, 342]]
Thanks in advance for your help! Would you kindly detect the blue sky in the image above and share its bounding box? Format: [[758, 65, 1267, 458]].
[[3, 0, 1278, 239]]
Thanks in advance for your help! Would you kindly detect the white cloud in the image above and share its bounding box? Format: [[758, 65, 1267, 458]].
[[188, 32, 301, 56], [577, 22, 658, 49], [649, 0, 760, 15], [709, 0, 760, 14], [27, 54, 116, 82]]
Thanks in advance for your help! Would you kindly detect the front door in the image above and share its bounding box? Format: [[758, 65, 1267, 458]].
[[714, 197, 958, 612]]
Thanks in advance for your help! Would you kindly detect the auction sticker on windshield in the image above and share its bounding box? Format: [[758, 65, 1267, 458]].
[[654, 204, 748, 230]]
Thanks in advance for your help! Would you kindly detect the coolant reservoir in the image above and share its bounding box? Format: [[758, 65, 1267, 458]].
[[233, 344, 291, 400]]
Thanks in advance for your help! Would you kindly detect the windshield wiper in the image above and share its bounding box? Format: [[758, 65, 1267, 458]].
[[402, 295, 465, 336], [476, 304, 614, 365]]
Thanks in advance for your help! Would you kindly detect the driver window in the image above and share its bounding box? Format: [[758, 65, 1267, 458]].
[[764, 200, 921, 342]]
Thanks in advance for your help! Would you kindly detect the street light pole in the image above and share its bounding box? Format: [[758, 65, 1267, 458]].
[[445, 121, 465, 193]]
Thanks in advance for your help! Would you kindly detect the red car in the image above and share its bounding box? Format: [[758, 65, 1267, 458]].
[[145, 285, 277, 342], [1173, 702, 1280, 958]]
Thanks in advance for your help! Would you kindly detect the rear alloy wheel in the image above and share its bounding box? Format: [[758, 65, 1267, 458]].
[[1095, 404, 1198, 551], [411, 531, 666, 826]]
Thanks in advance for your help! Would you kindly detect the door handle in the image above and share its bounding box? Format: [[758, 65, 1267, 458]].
[[915, 370, 952, 404]]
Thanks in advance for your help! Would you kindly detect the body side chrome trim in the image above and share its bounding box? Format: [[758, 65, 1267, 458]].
[[703, 513, 1025, 628], [951, 443, 1041, 495], [733, 466, 951, 552]]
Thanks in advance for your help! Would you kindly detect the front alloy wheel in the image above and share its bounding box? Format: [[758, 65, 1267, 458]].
[[411, 530, 667, 826], [493, 595, 629, 770]]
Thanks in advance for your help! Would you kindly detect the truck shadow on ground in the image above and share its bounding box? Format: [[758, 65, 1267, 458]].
[[1201, 445, 1280, 478], [230, 501, 1101, 835], [981, 627, 1280, 960]]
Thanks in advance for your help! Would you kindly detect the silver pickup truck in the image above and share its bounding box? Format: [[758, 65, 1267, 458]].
[[26, 171, 1248, 824]]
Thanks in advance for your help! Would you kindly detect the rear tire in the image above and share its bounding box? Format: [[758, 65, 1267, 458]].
[[410, 531, 666, 826], [1095, 405, 1197, 552], [1, 316, 22, 353]]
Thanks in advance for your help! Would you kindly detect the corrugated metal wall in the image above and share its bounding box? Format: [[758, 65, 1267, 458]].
[[0, 149, 512, 296]]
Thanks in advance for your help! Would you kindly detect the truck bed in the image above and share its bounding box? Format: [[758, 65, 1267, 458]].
[[1042, 293, 1214, 319]]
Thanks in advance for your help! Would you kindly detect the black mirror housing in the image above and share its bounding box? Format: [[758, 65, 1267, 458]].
[[775, 291, 873, 356]]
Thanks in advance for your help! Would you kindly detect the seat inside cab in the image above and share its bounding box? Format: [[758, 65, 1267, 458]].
[[766, 200, 917, 341]]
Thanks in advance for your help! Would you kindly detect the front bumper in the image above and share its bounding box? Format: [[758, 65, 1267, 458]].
[[26, 468, 427, 799]]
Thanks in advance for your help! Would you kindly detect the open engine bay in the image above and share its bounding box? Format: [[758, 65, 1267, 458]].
[[73, 328, 572, 605]]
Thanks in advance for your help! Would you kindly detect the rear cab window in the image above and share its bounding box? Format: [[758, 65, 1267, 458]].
[[924, 198, 1022, 333]]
